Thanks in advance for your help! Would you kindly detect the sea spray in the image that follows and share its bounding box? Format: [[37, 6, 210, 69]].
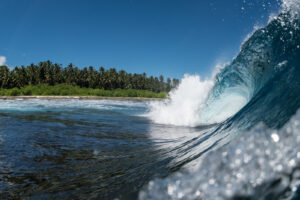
[[147, 75, 214, 127], [147, 73, 249, 126]]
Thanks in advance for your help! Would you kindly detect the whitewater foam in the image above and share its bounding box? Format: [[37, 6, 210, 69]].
[[0, 99, 147, 112], [147, 73, 249, 127], [146, 75, 214, 127]]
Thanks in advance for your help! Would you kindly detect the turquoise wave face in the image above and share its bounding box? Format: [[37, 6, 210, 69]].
[[208, 6, 300, 129]]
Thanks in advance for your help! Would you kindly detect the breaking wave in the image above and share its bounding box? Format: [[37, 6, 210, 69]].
[[142, 0, 300, 199]]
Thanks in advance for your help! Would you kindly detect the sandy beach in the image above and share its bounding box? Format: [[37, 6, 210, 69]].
[[0, 96, 165, 101]]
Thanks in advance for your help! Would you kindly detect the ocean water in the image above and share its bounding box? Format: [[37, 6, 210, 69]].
[[0, 99, 223, 199], [1, 0, 300, 200]]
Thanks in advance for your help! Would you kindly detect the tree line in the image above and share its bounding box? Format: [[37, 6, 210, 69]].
[[0, 61, 180, 92]]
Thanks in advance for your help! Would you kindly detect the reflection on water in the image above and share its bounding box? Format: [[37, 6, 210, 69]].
[[0, 99, 218, 200]]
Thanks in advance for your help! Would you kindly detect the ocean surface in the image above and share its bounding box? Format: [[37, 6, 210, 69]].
[[1, 0, 300, 199], [0, 99, 195, 199], [0, 99, 225, 199]]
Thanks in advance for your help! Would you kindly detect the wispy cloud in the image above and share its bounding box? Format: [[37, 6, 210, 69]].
[[0, 56, 6, 66]]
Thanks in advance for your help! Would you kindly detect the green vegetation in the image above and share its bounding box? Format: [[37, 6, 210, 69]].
[[0, 60, 180, 98], [0, 84, 167, 98], [0, 61, 179, 91]]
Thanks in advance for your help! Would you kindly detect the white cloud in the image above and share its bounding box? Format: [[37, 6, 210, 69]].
[[0, 56, 6, 66]]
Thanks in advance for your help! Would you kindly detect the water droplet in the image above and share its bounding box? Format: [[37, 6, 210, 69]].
[[276, 164, 283, 171], [168, 185, 175, 195], [271, 133, 280, 142], [209, 179, 215, 185], [289, 159, 296, 167], [195, 190, 201, 196]]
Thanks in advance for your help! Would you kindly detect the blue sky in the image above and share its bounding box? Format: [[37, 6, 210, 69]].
[[0, 0, 281, 79]]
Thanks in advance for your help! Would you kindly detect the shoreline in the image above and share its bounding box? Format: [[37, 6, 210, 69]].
[[0, 96, 165, 101]]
